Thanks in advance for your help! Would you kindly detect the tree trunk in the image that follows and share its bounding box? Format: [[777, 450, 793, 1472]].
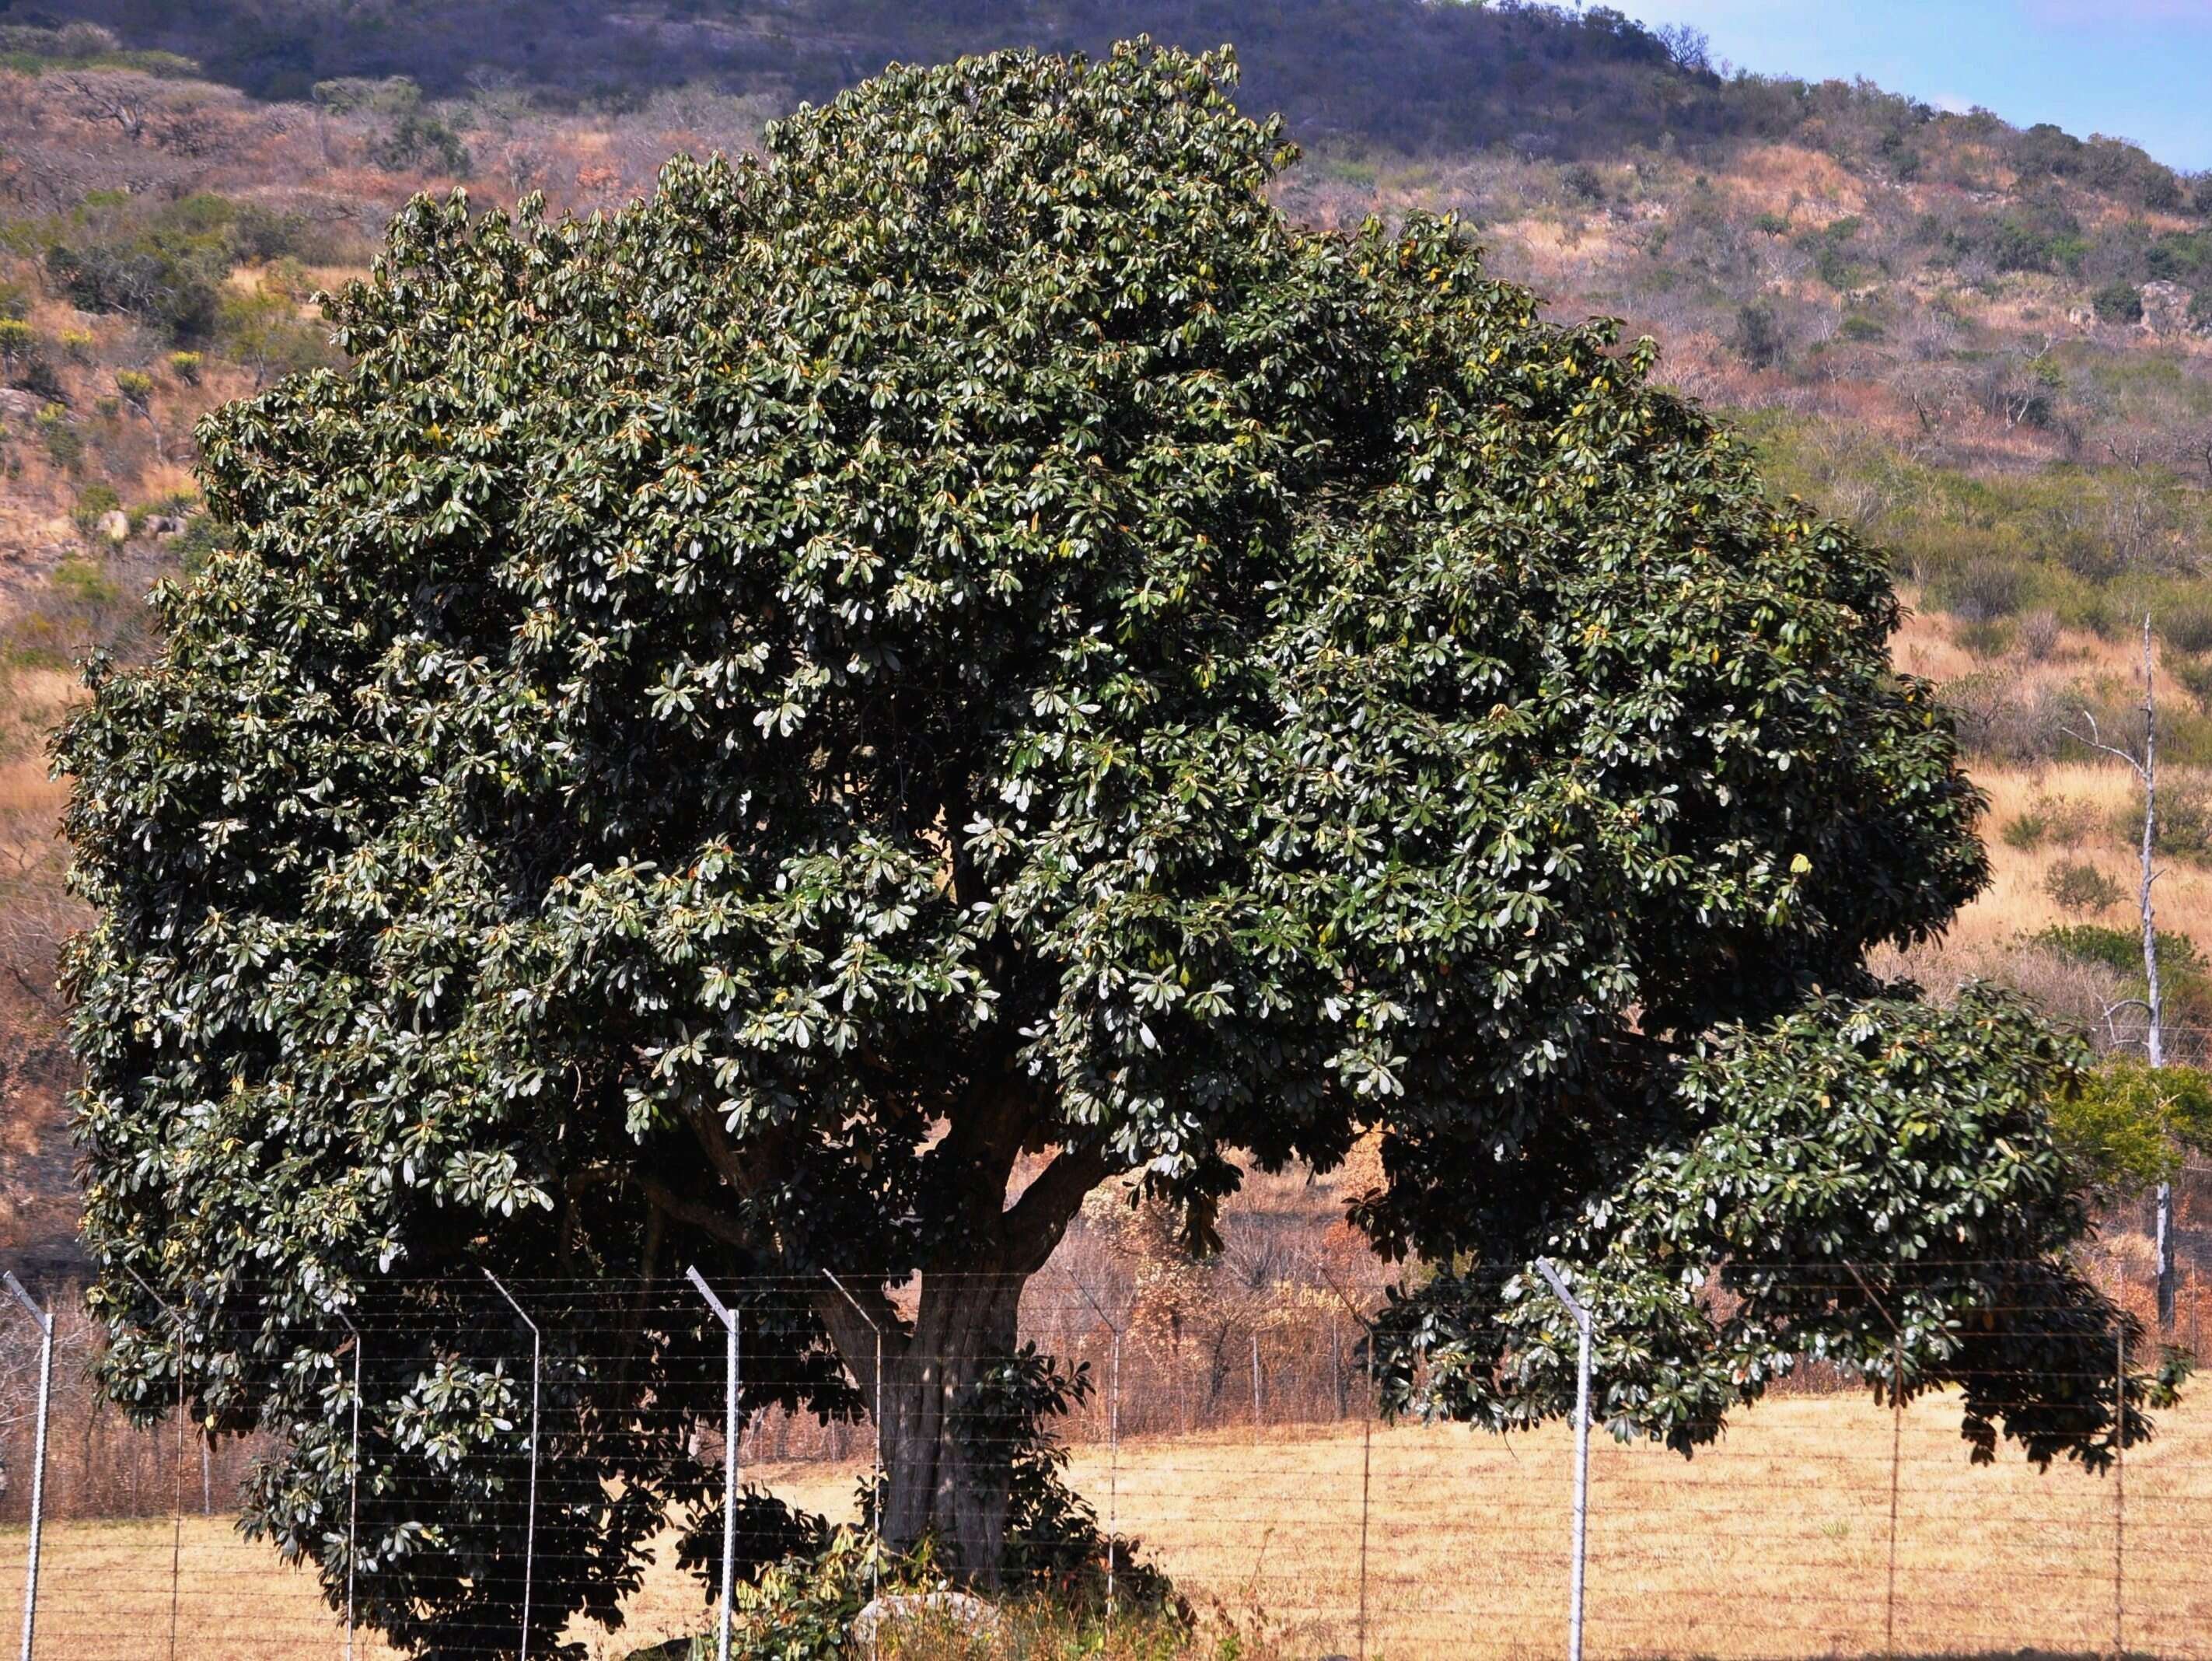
[[2133, 614, 2174, 1331], [2081, 619, 2176, 1331], [782, 1130, 1107, 1586], [869, 1273, 1028, 1585]]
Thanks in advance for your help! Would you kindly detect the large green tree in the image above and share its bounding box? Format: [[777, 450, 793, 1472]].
[[63, 41, 2155, 1652]]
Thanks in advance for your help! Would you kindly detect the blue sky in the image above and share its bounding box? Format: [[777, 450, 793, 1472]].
[[1599, 2, 2212, 171]]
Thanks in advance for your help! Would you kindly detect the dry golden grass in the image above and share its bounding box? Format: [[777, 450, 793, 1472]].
[[0, 755, 66, 819], [0, 1515, 407, 1661], [1970, 273, 2090, 336], [1966, 763, 2212, 950], [1889, 607, 1982, 687], [764, 1393, 2212, 1660], [1882, 751, 2212, 1027], [1722, 143, 1868, 221], [134, 460, 201, 503], [1479, 215, 1627, 266], [1884, 601, 2212, 977], [3, 1389, 2210, 1659], [1890, 600, 2199, 708]]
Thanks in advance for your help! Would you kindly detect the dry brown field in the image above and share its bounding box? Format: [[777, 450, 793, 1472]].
[[2, 1386, 2209, 1659]]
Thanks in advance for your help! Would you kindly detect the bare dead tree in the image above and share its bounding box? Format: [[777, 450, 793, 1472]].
[[116, 377, 166, 466], [54, 72, 148, 144], [1984, 333, 2063, 432], [2102, 431, 2155, 470], [498, 139, 550, 197], [2172, 422, 2212, 490], [2067, 613, 2174, 1330]]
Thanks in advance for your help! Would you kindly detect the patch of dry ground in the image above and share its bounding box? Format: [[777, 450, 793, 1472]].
[[3, 1388, 2209, 1659]]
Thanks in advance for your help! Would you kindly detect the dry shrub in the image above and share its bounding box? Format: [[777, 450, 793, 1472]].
[[2019, 607, 2063, 661], [2001, 790, 2102, 849], [2007, 940, 2165, 1051], [2149, 775, 2212, 864], [1941, 673, 2076, 763], [2043, 858, 2125, 915]]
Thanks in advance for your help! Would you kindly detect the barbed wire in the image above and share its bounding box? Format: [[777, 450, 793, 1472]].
[[0, 1264, 2204, 1657]]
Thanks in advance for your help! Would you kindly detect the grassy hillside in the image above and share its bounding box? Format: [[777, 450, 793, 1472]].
[[0, 2, 2210, 1257]]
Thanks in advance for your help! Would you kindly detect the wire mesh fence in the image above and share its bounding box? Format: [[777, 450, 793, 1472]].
[[0, 1261, 2207, 1659]]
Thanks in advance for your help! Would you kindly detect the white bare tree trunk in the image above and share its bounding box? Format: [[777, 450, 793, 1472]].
[[2074, 615, 2172, 1330], [2135, 616, 2174, 1329]]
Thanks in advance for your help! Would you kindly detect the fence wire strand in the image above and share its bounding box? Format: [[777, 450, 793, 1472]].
[[0, 1261, 2205, 1659]]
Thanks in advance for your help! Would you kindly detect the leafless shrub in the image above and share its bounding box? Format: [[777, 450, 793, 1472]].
[[1904, 306, 1962, 362], [1942, 673, 2078, 763], [1999, 942, 2139, 1047], [2020, 608, 2063, 661]]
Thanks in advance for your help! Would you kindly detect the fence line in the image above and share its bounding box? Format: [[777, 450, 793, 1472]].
[[0, 1264, 2206, 1658]]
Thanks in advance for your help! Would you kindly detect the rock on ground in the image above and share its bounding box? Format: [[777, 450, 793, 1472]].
[[851, 1589, 1001, 1645]]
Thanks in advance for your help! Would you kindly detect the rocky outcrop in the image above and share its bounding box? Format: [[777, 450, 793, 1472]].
[[2138, 280, 2200, 338]]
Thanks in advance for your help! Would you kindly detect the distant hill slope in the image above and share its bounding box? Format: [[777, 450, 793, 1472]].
[[12, 0, 1766, 152], [21, 2, 2197, 204]]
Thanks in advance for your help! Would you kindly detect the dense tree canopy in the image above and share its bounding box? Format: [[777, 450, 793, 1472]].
[[62, 40, 2158, 1652]]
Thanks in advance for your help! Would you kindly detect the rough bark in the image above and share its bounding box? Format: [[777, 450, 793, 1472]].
[[807, 1143, 1108, 1584], [875, 1273, 1028, 1578]]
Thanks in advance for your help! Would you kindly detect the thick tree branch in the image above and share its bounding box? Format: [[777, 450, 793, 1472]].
[[1002, 1144, 1114, 1273], [634, 1176, 750, 1249], [814, 1278, 910, 1411]]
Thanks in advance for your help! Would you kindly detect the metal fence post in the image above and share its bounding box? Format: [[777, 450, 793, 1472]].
[[687, 1268, 741, 1661], [1331, 1320, 1342, 1420], [1846, 1265, 1905, 1661], [1250, 1331, 1261, 1446], [1317, 1269, 1374, 1661], [1106, 1331, 1120, 1623], [1535, 1260, 1593, 1661], [483, 1269, 540, 1661], [2114, 1320, 2126, 1659], [822, 1271, 883, 1610], [1064, 1276, 1125, 1627], [1358, 1343, 1372, 1661], [1886, 1325, 1903, 1660], [334, 1308, 363, 1661], [124, 1268, 187, 1661], [3, 1275, 51, 1661], [2157, 1182, 2175, 1331]]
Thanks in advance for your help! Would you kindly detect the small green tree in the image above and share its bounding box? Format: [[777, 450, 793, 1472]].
[[63, 41, 2159, 1650], [372, 109, 471, 175], [1731, 297, 1789, 367], [2093, 278, 2145, 326], [2053, 1058, 2212, 1198], [2044, 858, 2124, 914]]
